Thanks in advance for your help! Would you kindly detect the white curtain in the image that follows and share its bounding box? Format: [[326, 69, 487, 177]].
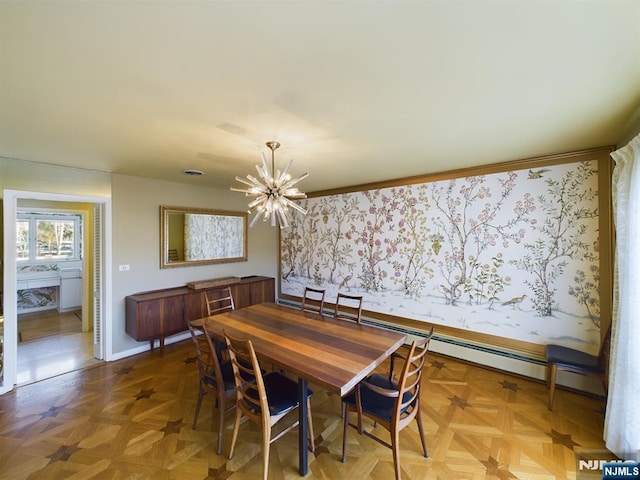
[[605, 133, 640, 461]]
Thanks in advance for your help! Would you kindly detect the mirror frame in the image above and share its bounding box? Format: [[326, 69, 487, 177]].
[[160, 205, 248, 269]]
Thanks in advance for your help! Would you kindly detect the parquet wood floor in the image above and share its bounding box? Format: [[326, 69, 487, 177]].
[[0, 340, 610, 479]]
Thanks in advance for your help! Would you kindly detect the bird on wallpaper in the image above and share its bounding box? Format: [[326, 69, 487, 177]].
[[338, 274, 353, 291], [527, 169, 550, 179], [501, 294, 527, 309]]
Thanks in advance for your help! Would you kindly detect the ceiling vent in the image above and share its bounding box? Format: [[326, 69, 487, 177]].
[[183, 169, 204, 176]]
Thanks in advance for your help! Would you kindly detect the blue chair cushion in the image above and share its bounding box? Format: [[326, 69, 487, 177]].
[[262, 372, 313, 416], [546, 344, 603, 372], [204, 360, 236, 392], [344, 373, 412, 421]]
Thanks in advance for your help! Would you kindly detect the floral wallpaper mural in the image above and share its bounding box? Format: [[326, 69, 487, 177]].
[[280, 158, 606, 354]]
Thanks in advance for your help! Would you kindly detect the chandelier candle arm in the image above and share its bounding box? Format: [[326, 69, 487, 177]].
[[281, 171, 309, 189], [250, 210, 264, 228], [279, 196, 308, 215], [258, 154, 273, 184], [276, 159, 294, 187], [276, 208, 288, 228], [232, 176, 257, 188], [247, 196, 267, 209], [245, 174, 262, 186]]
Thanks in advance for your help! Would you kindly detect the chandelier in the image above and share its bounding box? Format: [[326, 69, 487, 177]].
[[231, 141, 309, 228]]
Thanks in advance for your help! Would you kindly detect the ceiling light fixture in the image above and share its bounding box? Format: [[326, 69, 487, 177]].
[[231, 141, 309, 228]]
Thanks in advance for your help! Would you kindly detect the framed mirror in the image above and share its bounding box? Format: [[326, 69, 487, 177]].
[[160, 206, 248, 269]]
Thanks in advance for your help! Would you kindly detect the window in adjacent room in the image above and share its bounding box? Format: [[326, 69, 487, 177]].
[[16, 212, 82, 263]]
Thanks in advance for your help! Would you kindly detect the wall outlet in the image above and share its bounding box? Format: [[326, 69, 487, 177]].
[[118, 264, 130, 271]]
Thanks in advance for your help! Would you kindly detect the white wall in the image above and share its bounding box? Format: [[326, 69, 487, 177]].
[[110, 174, 278, 355]]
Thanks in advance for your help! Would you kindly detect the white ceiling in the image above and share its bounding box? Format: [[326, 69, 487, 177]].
[[1, 1, 639, 193]]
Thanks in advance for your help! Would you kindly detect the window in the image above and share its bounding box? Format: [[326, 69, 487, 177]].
[[16, 212, 82, 262]]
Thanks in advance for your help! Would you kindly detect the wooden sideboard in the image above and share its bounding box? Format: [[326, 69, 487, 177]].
[[125, 276, 275, 352]]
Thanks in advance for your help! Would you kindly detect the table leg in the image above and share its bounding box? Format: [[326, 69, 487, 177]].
[[298, 377, 308, 476]]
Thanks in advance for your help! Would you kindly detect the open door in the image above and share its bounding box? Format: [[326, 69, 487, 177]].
[[93, 203, 104, 360]]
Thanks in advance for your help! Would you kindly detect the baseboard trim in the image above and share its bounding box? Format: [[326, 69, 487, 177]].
[[110, 331, 191, 361]]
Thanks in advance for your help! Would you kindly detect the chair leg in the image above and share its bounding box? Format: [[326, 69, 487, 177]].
[[548, 363, 558, 411], [391, 428, 402, 480], [228, 408, 242, 459], [215, 395, 225, 455], [341, 404, 350, 463], [262, 427, 271, 480], [340, 388, 353, 418], [415, 405, 429, 458], [389, 353, 396, 381], [192, 385, 205, 429], [307, 399, 316, 454]]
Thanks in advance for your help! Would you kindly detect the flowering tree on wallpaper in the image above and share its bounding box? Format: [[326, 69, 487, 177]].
[[317, 194, 361, 285], [569, 265, 601, 327], [389, 185, 435, 299], [280, 159, 602, 350], [510, 162, 599, 320], [281, 212, 303, 281], [297, 202, 322, 283], [350, 189, 405, 292], [467, 253, 510, 309], [430, 172, 535, 306]]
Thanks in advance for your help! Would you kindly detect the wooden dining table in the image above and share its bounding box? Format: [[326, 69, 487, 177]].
[[193, 302, 407, 476]]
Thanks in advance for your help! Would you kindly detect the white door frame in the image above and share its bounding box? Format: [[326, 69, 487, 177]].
[[1, 189, 112, 395]]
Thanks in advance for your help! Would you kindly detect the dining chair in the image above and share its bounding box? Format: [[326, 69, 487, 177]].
[[342, 327, 434, 480], [186, 319, 236, 455], [333, 292, 363, 323], [545, 325, 611, 410], [387, 325, 433, 383], [205, 287, 236, 360], [224, 331, 315, 480], [301, 286, 326, 315], [205, 286, 235, 316], [333, 292, 364, 419]]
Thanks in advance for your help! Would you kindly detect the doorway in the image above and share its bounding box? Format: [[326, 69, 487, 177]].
[[1, 190, 109, 394], [15, 205, 94, 384]]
